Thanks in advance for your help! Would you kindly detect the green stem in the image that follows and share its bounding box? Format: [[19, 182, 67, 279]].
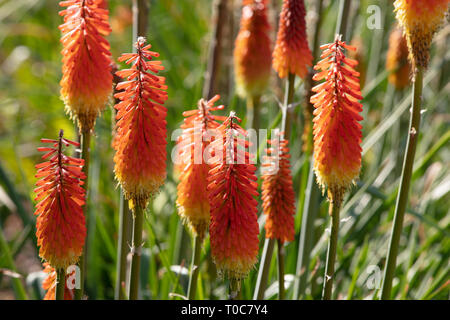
[[335, 0, 351, 38], [277, 240, 285, 300], [292, 1, 324, 300], [129, 203, 144, 300], [322, 201, 341, 300], [114, 190, 131, 300], [293, 162, 320, 299], [253, 238, 275, 299], [187, 235, 202, 299], [282, 73, 295, 139], [203, 0, 227, 99], [229, 278, 241, 300], [0, 229, 28, 300], [55, 268, 66, 300], [132, 0, 149, 40], [247, 95, 261, 131], [74, 129, 91, 300], [381, 67, 423, 300]]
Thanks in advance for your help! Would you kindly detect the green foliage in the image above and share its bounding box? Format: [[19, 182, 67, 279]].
[[0, 0, 448, 300]]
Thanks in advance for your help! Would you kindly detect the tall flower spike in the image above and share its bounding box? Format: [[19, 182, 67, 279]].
[[311, 35, 363, 206], [386, 26, 412, 90], [234, 0, 272, 98], [208, 112, 260, 280], [394, 0, 450, 70], [272, 0, 312, 79], [176, 95, 226, 241], [34, 130, 86, 269], [42, 262, 74, 300], [59, 0, 113, 132], [261, 134, 295, 243], [114, 37, 168, 209]]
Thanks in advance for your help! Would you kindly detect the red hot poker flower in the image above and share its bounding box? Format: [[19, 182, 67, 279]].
[[234, 0, 272, 98], [208, 112, 260, 280], [386, 26, 411, 90], [42, 262, 74, 300], [261, 135, 295, 243], [176, 95, 226, 241], [273, 0, 312, 79], [311, 36, 363, 206], [34, 130, 86, 269], [59, 0, 113, 133], [113, 37, 168, 209]]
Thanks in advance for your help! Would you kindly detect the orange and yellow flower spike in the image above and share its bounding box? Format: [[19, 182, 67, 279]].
[[394, 0, 450, 70], [59, 0, 113, 133], [386, 26, 411, 90], [34, 130, 86, 269], [42, 262, 74, 300], [234, 0, 272, 98], [176, 95, 226, 241], [272, 0, 312, 79], [261, 135, 295, 243], [113, 37, 168, 209], [311, 35, 363, 206], [208, 112, 260, 281]]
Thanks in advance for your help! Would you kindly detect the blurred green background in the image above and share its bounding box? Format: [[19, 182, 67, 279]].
[[0, 0, 448, 300]]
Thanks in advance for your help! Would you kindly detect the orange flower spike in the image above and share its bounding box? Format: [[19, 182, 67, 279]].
[[311, 36, 363, 206], [113, 37, 168, 209], [42, 262, 74, 300], [261, 135, 295, 243], [386, 27, 411, 90], [59, 0, 113, 133], [176, 95, 226, 241], [394, 0, 450, 69], [234, 0, 272, 98], [208, 112, 260, 280], [273, 0, 312, 79], [34, 130, 86, 269]]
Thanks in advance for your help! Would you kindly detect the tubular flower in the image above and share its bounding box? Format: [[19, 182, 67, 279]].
[[261, 135, 295, 243], [113, 37, 168, 209], [394, 0, 450, 69], [208, 113, 259, 280], [272, 0, 312, 79], [59, 0, 113, 132], [311, 36, 363, 206], [42, 262, 74, 300], [386, 27, 411, 90], [234, 0, 272, 98], [176, 95, 226, 241], [34, 131, 86, 269]]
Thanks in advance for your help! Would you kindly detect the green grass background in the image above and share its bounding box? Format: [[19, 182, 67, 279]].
[[0, 0, 448, 300]]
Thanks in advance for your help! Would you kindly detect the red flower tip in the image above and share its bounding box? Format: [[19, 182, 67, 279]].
[[34, 130, 86, 269], [113, 37, 168, 209], [208, 112, 260, 280]]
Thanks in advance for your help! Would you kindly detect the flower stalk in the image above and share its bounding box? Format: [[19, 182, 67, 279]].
[[55, 268, 66, 300], [381, 67, 423, 299], [129, 203, 144, 300], [322, 201, 341, 300], [187, 235, 202, 299], [74, 129, 90, 300]]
